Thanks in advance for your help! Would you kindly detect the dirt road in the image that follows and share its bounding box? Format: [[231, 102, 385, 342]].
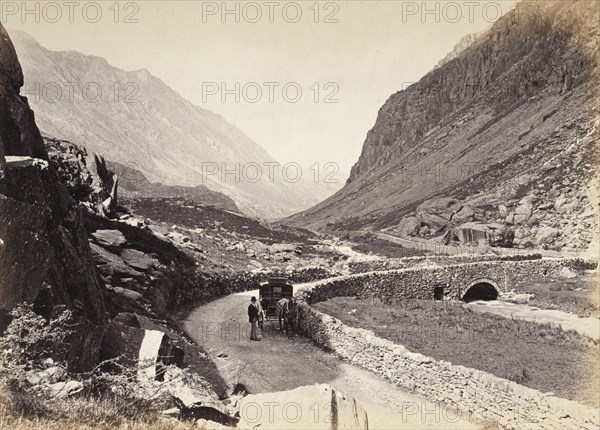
[[184, 290, 484, 430]]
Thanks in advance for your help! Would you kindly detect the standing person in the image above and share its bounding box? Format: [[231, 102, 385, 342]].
[[248, 297, 261, 341]]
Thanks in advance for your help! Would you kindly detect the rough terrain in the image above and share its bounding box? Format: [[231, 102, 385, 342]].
[[286, 0, 599, 253]]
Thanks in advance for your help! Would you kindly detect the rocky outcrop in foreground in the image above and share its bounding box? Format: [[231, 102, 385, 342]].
[[0, 22, 106, 371], [237, 384, 369, 429], [45, 137, 119, 218]]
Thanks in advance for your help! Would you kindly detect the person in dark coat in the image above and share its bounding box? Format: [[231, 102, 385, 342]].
[[248, 297, 261, 341]]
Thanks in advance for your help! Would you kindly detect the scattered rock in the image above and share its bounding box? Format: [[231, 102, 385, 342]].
[[534, 226, 558, 246], [166, 231, 190, 243], [108, 286, 143, 302], [92, 229, 127, 249], [397, 216, 421, 236], [120, 248, 156, 271], [514, 197, 534, 224], [173, 396, 238, 427], [453, 205, 475, 223], [498, 204, 508, 217], [557, 266, 577, 279], [90, 243, 144, 278], [248, 260, 263, 269], [196, 419, 232, 429], [47, 380, 84, 398]]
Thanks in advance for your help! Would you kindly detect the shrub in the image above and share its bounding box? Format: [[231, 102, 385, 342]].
[[0, 304, 73, 376], [0, 305, 214, 426], [0, 304, 75, 417]]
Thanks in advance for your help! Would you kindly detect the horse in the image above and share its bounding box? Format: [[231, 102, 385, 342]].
[[275, 298, 298, 338]]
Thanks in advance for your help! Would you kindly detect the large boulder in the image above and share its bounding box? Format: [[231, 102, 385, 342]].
[[454, 222, 506, 245], [513, 196, 535, 224], [120, 248, 157, 271], [397, 216, 421, 236], [452, 205, 475, 223], [237, 384, 368, 429], [100, 322, 180, 381], [88, 153, 118, 215], [90, 243, 144, 278], [534, 226, 559, 246], [91, 229, 127, 249], [410, 198, 465, 236]]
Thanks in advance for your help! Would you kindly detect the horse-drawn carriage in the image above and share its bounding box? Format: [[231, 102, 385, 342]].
[[258, 277, 297, 336], [259, 277, 293, 319]]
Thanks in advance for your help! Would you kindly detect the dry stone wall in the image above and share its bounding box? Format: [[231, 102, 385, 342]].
[[302, 258, 596, 303], [348, 253, 543, 274], [298, 305, 600, 430]]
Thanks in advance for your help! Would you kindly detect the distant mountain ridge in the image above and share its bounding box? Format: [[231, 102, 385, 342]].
[[106, 159, 239, 212], [286, 0, 599, 252], [11, 30, 339, 220]]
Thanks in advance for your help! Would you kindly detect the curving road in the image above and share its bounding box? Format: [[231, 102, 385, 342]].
[[184, 290, 483, 430]]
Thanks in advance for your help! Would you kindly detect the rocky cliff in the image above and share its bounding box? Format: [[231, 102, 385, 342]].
[[286, 0, 599, 252], [0, 23, 106, 371], [433, 30, 486, 70]]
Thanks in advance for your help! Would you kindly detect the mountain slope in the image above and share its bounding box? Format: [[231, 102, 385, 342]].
[[286, 0, 599, 251], [106, 159, 239, 212], [11, 31, 337, 220]]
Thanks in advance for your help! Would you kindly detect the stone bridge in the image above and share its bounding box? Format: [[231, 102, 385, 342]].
[[299, 258, 596, 304]]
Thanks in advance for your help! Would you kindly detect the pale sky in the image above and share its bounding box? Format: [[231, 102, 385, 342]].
[[3, 1, 516, 178]]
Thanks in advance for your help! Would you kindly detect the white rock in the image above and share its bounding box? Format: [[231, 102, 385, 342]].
[[48, 380, 84, 398], [237, 384, 368, 430]]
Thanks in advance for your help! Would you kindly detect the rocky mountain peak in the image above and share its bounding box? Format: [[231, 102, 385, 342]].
[[287, 0, 599, 253], [347, 0, 598, 184], [11, 32, 340, 219], [434, 29, 487, 70]]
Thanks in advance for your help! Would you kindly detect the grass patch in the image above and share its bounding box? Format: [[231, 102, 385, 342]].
[[313, 297, 600, 407], [347, 232, 432, 258], [511, 272, 599, 318], [0, 384, 197, 430]]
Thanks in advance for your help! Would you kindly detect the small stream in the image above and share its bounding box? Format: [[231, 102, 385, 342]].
[[465, 299, 600, 340]]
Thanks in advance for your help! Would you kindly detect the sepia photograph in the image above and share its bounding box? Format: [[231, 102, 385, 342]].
[[0, 0, 598, 429]]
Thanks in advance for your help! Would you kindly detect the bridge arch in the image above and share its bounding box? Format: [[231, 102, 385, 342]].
[[460, 277, 501, 302]]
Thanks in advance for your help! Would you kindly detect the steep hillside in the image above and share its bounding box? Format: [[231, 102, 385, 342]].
[[287, 0, 599, 252], [434, 30, 486, 69], [106, 158, 239, 212], [11, 31, 338, 219]]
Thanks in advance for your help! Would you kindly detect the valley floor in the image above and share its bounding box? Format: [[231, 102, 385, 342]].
[[510, 272, 600, 318], [313, 297, 600, 408]]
